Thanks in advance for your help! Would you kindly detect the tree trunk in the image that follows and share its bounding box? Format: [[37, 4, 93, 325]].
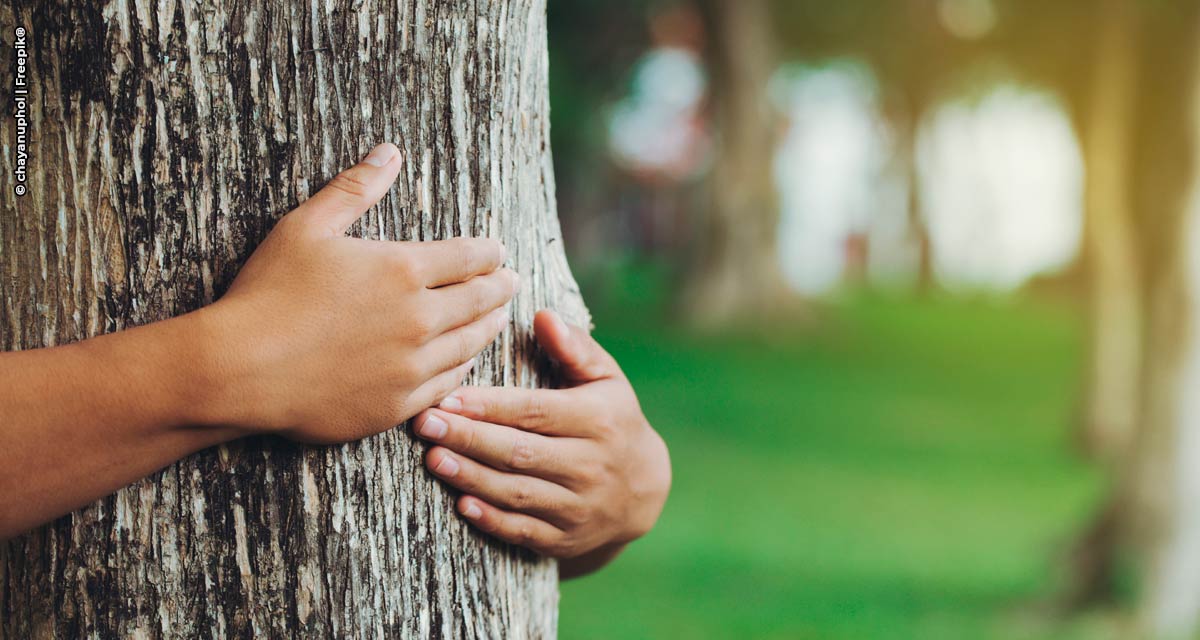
[[1107, 4, 1200, 634], [1077, 0, 1143, 462], [1056, 2, 1145, 610], [0, 1, 585, 638], [683, 0, 789, 326], [884, 90, 935, 294], [1133, 17, 1200, 634]]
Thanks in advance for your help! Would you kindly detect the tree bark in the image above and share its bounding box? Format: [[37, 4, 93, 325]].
[[683, 0, 790, 326], [1132, 10, 1200, 631], [1096, 3, 1200, 634], [1077, 0, 1143, 462], [1056, 2, 1144, 610], [0, 1, 585, 638]]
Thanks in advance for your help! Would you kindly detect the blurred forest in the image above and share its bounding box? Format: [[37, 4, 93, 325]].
[[547, 0, 1200, 638]]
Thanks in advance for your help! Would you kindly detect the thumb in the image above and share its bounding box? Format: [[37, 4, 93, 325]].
[[294, 143, 402, 235], [533, 310, 620, 384]]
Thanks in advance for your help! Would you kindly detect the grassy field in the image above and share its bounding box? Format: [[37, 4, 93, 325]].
[[559, 273, 1106, 639]]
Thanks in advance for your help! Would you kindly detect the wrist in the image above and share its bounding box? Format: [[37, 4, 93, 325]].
[[166, 303, 258, 439], [70, 308, 245, 447]]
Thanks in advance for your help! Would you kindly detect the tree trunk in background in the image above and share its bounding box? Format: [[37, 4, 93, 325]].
[[1109, 4, 1200, 635], [1, 1, 585, 637], [1132, 16, 1200, 634], [1060, 3, 1143, 607], [684, 0, 789, 326], [885, 91, 934, 294], [1077, 0, 1143, 463]]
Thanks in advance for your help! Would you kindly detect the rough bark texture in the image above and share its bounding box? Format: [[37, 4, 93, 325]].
[[683, 0, 789, 326], [0, 1, 585, 637]]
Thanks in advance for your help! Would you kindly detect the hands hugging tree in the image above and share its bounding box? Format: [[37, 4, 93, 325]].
[[415, 310, 671, 577], [1, 143, 670, 582], [204, 143, 518, 443]]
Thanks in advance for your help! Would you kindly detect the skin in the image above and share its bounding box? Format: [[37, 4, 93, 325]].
[[415, 310, 672, 579], [0, 141, 671, 579], [0, 143, 517, 538]]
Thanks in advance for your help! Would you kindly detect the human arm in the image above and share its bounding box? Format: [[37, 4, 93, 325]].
[[414, 310, 671, 579], [0, 143, 517, 539]]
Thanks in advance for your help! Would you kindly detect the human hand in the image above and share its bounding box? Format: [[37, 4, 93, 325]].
[[413, 310, 670, 574], [198, 143, 518, 444]]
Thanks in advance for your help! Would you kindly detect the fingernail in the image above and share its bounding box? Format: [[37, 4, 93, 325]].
[[441, 393, 463, 411], [462, 502, 483, 519], [510, 270, 522, 291], [418, 414, 448, 440], [495, 309, 509, 330], [434, 455, 460, 477], [363, 143, 396, 167]]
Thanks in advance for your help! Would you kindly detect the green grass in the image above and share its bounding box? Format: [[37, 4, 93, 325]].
[[559, 271, 1106, 639]]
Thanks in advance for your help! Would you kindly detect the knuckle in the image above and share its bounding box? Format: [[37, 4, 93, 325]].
[[407, 313, 436, 341], [327, 171, 371, 201], [469, 281, 494, 317], [507, 434, 539, 471], [523, 395, 550, 425], [463, 237, 502, 272], [515, 523, 538, 549], [494, 270, 517, 301], [575, 459, 606, 486], [510, 483, 534, 510], [591, 412, 621, 440], [455, 331, 477, 364], [458, 420, 479, 453], [562, 503, 589, 528], [388, 252, 423, 286], [451, 238, 477, 268]]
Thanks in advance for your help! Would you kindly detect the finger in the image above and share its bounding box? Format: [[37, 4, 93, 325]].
[[294, 143, 402, 235], [426, 447, 579, 527], [401, 237, 508, 288], [430, 268, 519, 333], [457, 496, 572, 557], [438, 386, 579, 436], [414, 409, 579, 483], [533, 310, 620, 383], [420, 306, 508, 375], [405, 359, 477, 415]]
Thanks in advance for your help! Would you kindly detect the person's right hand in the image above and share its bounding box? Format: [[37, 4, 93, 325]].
[[196, 143, 517, 444]]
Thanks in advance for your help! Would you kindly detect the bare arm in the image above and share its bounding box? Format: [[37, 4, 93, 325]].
[[0, 144, 517, 539]]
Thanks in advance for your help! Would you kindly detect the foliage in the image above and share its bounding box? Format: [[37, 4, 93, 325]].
[[560, 265, 1108, 639]]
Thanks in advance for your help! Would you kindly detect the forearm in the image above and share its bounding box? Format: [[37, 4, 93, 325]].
[[0, 309, 238, 539]]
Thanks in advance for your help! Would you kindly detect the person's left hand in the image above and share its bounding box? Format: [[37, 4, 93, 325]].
[[413, 310, 670, 577]]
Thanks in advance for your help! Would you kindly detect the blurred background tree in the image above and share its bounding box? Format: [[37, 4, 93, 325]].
[[545, 0, 1200, 637]]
